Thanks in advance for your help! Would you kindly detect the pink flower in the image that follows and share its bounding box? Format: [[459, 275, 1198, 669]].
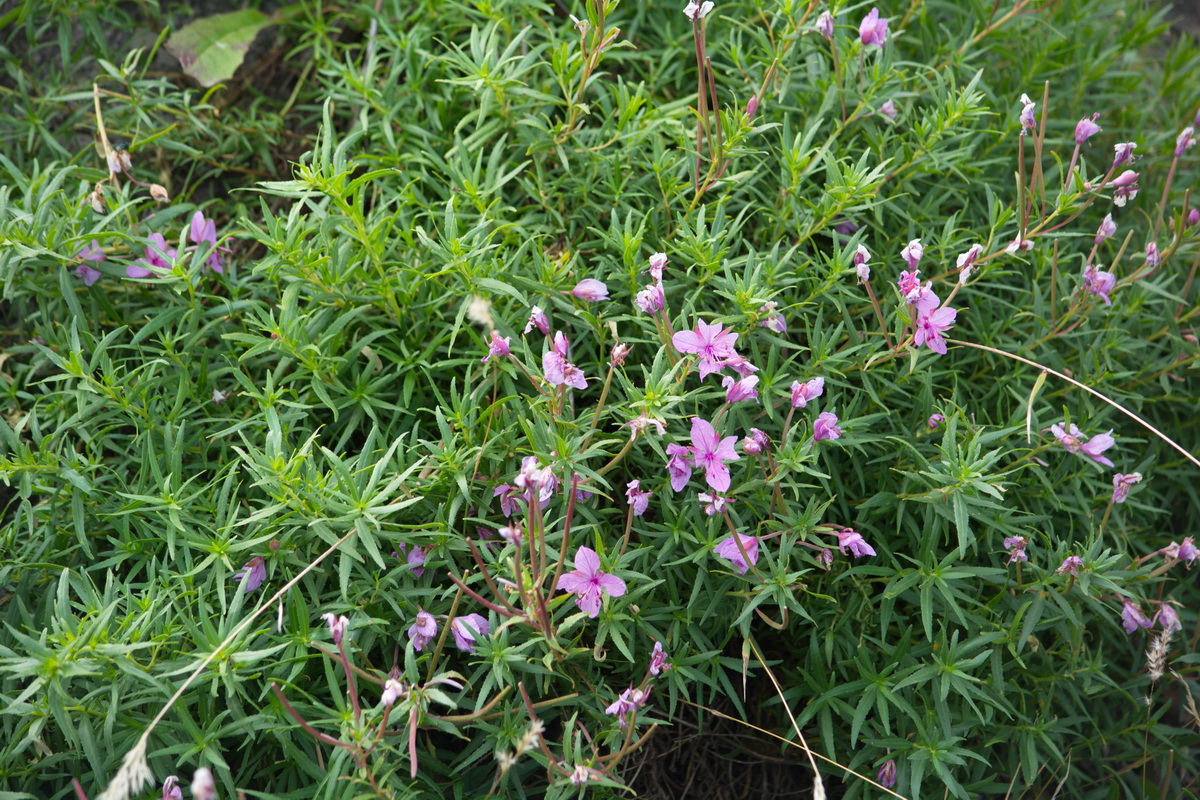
[[543, 332, 587, 390], [813, 412, 842, 442], [1175, 126, 1196, 158], [673, 319, 740, 378], [689, 416, 740, 492], [73, 241, 105, 286], [1094, 214, 1116, 244], [396, 543, 428, 576], [494, 484, 522, 517], [647, 252, 669, 282], [858, 7, 888, 46], [683, 0, 714, 21], [1050, 422, 1084, 454], [714, 533, 759, 574], [498, 522, 523, 545], [381, 678, 407, 707], [698, 492, 733, 516], [1083, 265, 1116, 305], [1111, 472, 1142, 504], [722, 374, 759, 403], [1005, 236, 1034, 253], [853, 244, 871, 282], [1004, 535, 1028, 563], [901, 238, 923, 270], [927, 414, 946, 429], [450, 613, 490, 652], [408, 610, 438, 650], [1113, 141, 1136, 168], [189, 210, 228, 273], [837, 528, 876, 558], [758, 301, 787, 333], [649, 641, 671, 675], [1079, 429, 1115, 468], [557, 546, 626, 617], [524, 305, 550, 335], [570, 278, 609, 302], [790, 377, 825, 408], [879, 99, 897, 119], [665, 443, 694, 492], [722, 354, 758, 376], [1056, 555, 1084, 576], [742, 428, 770, 455], [877, 759, 897, 790], [1111, 170, 1139, 206], [1155, 604, 1182, 633], [1120, 600, 1153, 634], [481, 331, 511, 363], [635, 281, 666, 314], [914, 307, 957, 355], [162, 776, 182, 800], [322, 613, 349, 644], [190, 768, 217, 800], [1074, 113, 1101, 145], [234, 556, 266, 593], [626, 480, 653, 516], [1176, 538, 1198, 563], [815, 10, 834, 39], [605, 686, 650, 727], [626, 411, 667, 439], [1144, 241, 1160, 269], [1018, 93, 1036, 134], [514, 456, 556, 503], [129, 233, 175, 278]]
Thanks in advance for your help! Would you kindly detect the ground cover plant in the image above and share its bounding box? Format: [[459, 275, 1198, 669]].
[[1, 0, 1200, 798]]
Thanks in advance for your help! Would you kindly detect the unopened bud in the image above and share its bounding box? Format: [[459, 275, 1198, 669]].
[[746, 95, 758, 118], [150, 183, 170, 203], [1188, 208, 1199, 227]]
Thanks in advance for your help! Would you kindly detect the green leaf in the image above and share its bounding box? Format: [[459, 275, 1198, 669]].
[[165, 10, 274, 87]]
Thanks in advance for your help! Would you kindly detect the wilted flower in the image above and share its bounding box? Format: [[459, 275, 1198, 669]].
[[1163, 537, 1199, 564], [816, 548, 834, 568], [673, 319, 740, 378], [816, 10, 834, 39], [836, 528, 876, 558], [649, 641, 671, 675], [859, 7, 888, 46], [914, 307, 957, 355], [407, 609, 438, 651], [1094, 214, 1116, 244], [190, 768, 217, 800], [1155, 604, 1182, 633], [813, 412, 842, 442], [1018, 93, 1037, 134], [150, 183, 170, 203], [665, 443, 694, 492], [557, 546, 626, 617], [722, 374, 759, 403], [901, 238, 923, 270], [1121, 600, 1153, 634], [1004, 535, 1028, 563], [635, 281, 666, 314], [524, 305, 550, 335], [211, 388, 228, 405], [683, 0, 714, 21], [626, 480, 653, 516], [626, 411, 667, 440], [481, 331, 511, 364], [570, 278, 609, 302], [741, 428, 770, 455], [1074, 113, 1101, 144], [879, 99, 897, 119], [107, 147, 132, 175], [790, 377, 825, 408], [647, 252, 669, 281], [714, 533, 759, 574], [1113, 141, 1136, 168], [570, 764, 603, 786], [450, 613, 491, 653], [234, 556, 266, 593], [1082, 265, 1116, 305], [1175, 126, 1196, 157], [877, 759, 897, 790], [1056, 555, 1084, 576], [1111, 472, 1142, 504], [610, 342, 632, 366], [322, 613, 349, 645]]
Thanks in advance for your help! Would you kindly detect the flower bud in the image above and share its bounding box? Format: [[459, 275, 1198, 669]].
[[1189, 208, 1199, 227], [745, 95, 758, 118], [150, 183, 170, 203]]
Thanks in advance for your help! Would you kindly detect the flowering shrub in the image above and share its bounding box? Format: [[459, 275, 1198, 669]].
[[1, 1, 1199, 799]]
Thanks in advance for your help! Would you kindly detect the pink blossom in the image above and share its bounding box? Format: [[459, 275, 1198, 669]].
[[665, 443, 694, 492], [897, 269, 922, 300], [858, 7, 888, 46], [698, 492, 734, 516], [722, 354, 759, 376], [1050, 423, 1084, 454], [543, 332, 587, 390], [481, 331, 511, 363], [407, 609, 438, 650], [322, 613, 349, 645], [927, 413, 945, 428], [813, 412, 842, 442], [570, 278, 609, 302], [1018, 93, 1036, 134], [673, 319, 740, 378], [191, 768, 217, 800], [381, 678, 407, 707], [647, 252, 669, 282], [626, 411, 667, 439], [816, 10, 834, 39], [714, 533, 759, 574], [1111, 472, 1142, 504], [1156, 604, 1182, 633], [557, 546, 626, 617], [741, 428, 770, 455], [524, 305, 550, 335], [758, 301, 786, 333], [1056, 555, 1084, 576], [1003, 535, 1028, 563], [1082, 265, 1116, 305], [1004, 237, 1034, 254], [913, 307, 957, 355], [722, 374, 759, 403], [514, 456, 557, 503], [129, 233, 176, 278], [836, 528, 876, 558], [649, 641, 671, 675], [1113, 141, 1136, 168], [853, 244, 871, 282], [498, 522, 522, 545], [626, 480, 653, 516], [635, 282, 665, 314], [1175, 126, 1196, 158], [1111, 170, 1139, 206], [1079, 430, 1115, 468], [450, 613, 490, 653], [73, 241, 104, 286], [396, 543, 428, 576], [162, 776, 182, 800], [879, 99, 897, 119], [494, 483, 522, 517], [570, 765, 603, 786], [689, 417, 740, 492], [1074, 113, 1101, 145], [1120, 600, 1153, 634], [189, 210, 228, 273], [790, 377, 825, 408], [1094, 214, 1116, 244], [956, 243, 983, 271], [901, 238, 923, 270], [605, 687, 650, 727], [234, 556, 266, 593]]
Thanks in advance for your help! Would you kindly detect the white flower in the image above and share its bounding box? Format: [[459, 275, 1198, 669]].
[[683, 1, 714, 21]]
